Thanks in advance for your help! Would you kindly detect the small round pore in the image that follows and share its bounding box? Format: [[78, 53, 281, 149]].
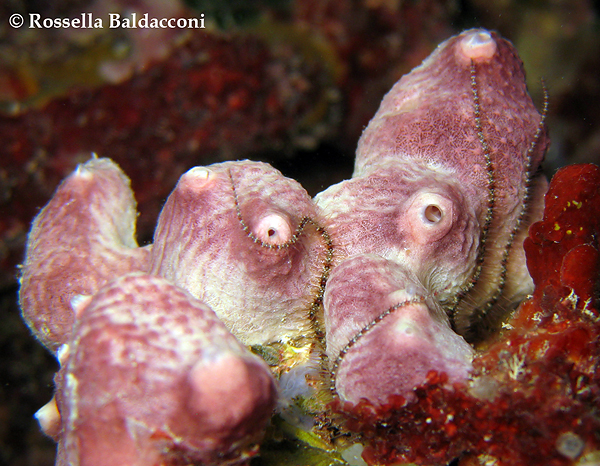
[[423, 203, 443, 224], [406, 191, 455, 244], [254, 213, 293, 245]]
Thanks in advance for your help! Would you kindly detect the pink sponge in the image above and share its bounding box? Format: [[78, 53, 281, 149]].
[[19, 157, 149, 353], [52, 273, 276, 466], [325, 254, 474, 405]]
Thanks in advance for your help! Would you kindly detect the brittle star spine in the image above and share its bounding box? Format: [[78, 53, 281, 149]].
[[228, 168, 334, 343], [449, 61, 496, 317], [330, 296, 427, 399], [478, 80, 548, 315]]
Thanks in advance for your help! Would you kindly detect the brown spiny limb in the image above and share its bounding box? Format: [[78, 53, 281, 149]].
[[474, 80, 549, 318], [448, 61, 497, 320], [228, 168, 334, 347], [329, 296, 428, 400]]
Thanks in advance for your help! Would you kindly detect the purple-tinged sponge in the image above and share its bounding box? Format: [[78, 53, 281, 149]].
[[52, 273, 277, 466], [346, 29, 549, 336], [324, 254, 473, 406], [19, 157, 149, 353], [316, 165, 480, 304], [150, 160, 330, 346]]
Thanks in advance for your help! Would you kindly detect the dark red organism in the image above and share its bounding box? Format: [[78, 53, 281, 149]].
[[524, 163, 600, 314]]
